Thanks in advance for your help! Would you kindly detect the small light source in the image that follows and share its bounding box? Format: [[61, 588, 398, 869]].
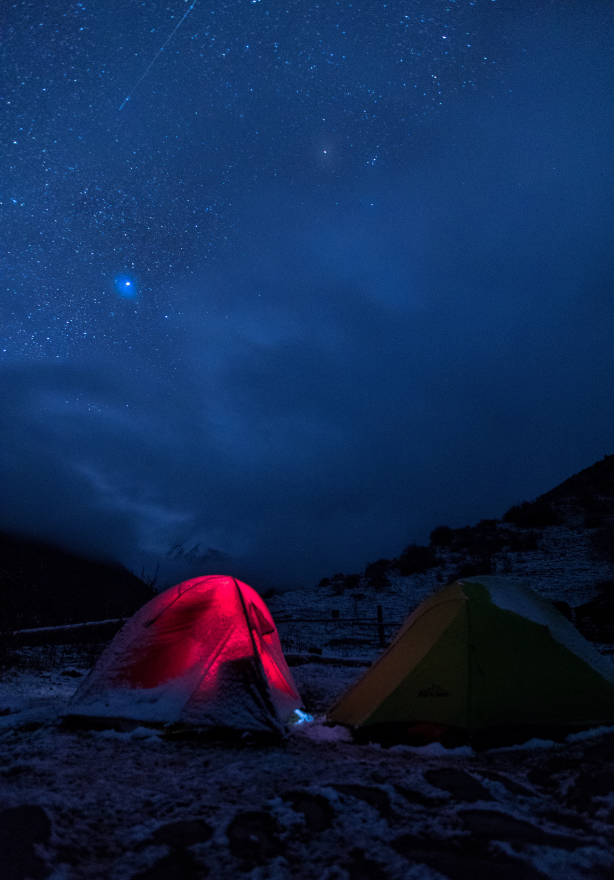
[[292, 709, 314, 725]]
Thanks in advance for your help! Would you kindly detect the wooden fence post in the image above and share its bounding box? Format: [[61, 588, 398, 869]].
[[377, 605, 385, 647]]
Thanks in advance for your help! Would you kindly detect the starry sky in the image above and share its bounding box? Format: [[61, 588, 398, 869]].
[[2, 0, 614, 590]]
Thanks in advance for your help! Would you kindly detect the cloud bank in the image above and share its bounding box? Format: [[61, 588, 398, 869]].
[[2, 20, 614, 588]]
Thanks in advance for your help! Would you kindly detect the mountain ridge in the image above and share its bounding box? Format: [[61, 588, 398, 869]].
[[0, 530, 155, 633]]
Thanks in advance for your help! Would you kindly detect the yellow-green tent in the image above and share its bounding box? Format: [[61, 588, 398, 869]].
[[327, 576, 614, 742]]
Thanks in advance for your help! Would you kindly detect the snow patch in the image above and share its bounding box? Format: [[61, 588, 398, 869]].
[[292, 719, 353, 742], [565, 724, 614, 743], [387, 741, 474, 757], [465, 575, 614, 683]]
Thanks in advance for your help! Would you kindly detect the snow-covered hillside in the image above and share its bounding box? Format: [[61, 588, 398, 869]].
[[268, 453, 614, 657], [267, 521, 613, 659]]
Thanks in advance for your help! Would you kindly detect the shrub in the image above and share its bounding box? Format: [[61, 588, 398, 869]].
[[552, 600, 572, 621], [394, 544, 438, 576], [364, 559, 391, 590], [450, 527, 478, 551], [576, 494, 609, 513], [429, 525, 454, 546], [584, 511, 607, 529], [590, 528, 614, 565], [451, 525, 506, 555], [453, 554, 494, 580], [506, 530, 540, 552], [331, 574, 346, 595], [575, 593, 614, 643], [502, 499, 561, 529]]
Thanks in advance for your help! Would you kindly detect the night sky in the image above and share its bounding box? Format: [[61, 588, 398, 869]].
[[2, 0, 614, 590]]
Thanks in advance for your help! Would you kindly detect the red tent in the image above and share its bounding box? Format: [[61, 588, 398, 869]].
[[66, 575, 302, 733]]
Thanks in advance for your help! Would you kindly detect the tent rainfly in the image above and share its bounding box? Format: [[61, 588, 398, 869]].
[[66, 575, 302, 734], [327, 576, 614, 745]]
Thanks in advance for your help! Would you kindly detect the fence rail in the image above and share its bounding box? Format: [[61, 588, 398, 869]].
[[12, 619, 126, 647], [275, 618, 401, 624], [275, 605, 402, 650], [10, 606, 402, 651]]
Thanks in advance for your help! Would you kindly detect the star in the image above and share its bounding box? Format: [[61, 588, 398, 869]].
[[114, 276, 137, 298]]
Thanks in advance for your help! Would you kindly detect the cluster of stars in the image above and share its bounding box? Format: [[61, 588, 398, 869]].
[[3, 0, 508, 361]]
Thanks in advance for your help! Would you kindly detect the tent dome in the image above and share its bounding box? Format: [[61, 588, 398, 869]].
[[328, 576, 614, 745], [66, 575, 301, 733]]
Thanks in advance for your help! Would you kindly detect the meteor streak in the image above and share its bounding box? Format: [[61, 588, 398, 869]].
[[119, 0, 199, 111]]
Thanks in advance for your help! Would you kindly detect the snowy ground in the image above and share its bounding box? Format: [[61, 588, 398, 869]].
[[2, 655, 614, 880]]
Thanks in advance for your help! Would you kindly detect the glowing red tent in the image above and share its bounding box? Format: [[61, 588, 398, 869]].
[[66, 575, 302, 733]]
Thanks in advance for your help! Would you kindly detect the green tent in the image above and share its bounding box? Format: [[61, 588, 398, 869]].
[[327, 576, 614, 745]]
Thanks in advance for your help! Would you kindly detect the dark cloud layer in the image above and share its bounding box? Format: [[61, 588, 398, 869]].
[[2, 2, 614, 589]]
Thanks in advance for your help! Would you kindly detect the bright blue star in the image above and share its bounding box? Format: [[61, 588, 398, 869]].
[[114, 275, 137, 298]]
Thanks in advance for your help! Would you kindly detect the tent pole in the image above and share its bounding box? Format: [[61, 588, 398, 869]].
[[234, 579, 280, 724], [235, 578, 261, 663]]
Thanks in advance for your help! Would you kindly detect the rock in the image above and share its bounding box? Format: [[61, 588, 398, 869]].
[[393, 784, 446, 807], [0, 804, 51, 880], [331, 785, 391, 818], [1, 765, 32, 779], [133, 849, 204, 879], [477, 770, 537, 797], [576, 769, 614, 797], [527, 756, 578, 789], [425, 768, 494, 803], [226, 811, 283, 866], [582, 736, 614, 763], [459, 809, 583, 849], [345, 847, 390, 880], [391, 836, 549, 880], [283, 791, 335, 831], [568, 767, 614, 811], [150, 818, 213, 848]]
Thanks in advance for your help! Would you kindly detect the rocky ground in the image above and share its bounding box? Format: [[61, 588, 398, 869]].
[[2, 659, 614, 880]]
